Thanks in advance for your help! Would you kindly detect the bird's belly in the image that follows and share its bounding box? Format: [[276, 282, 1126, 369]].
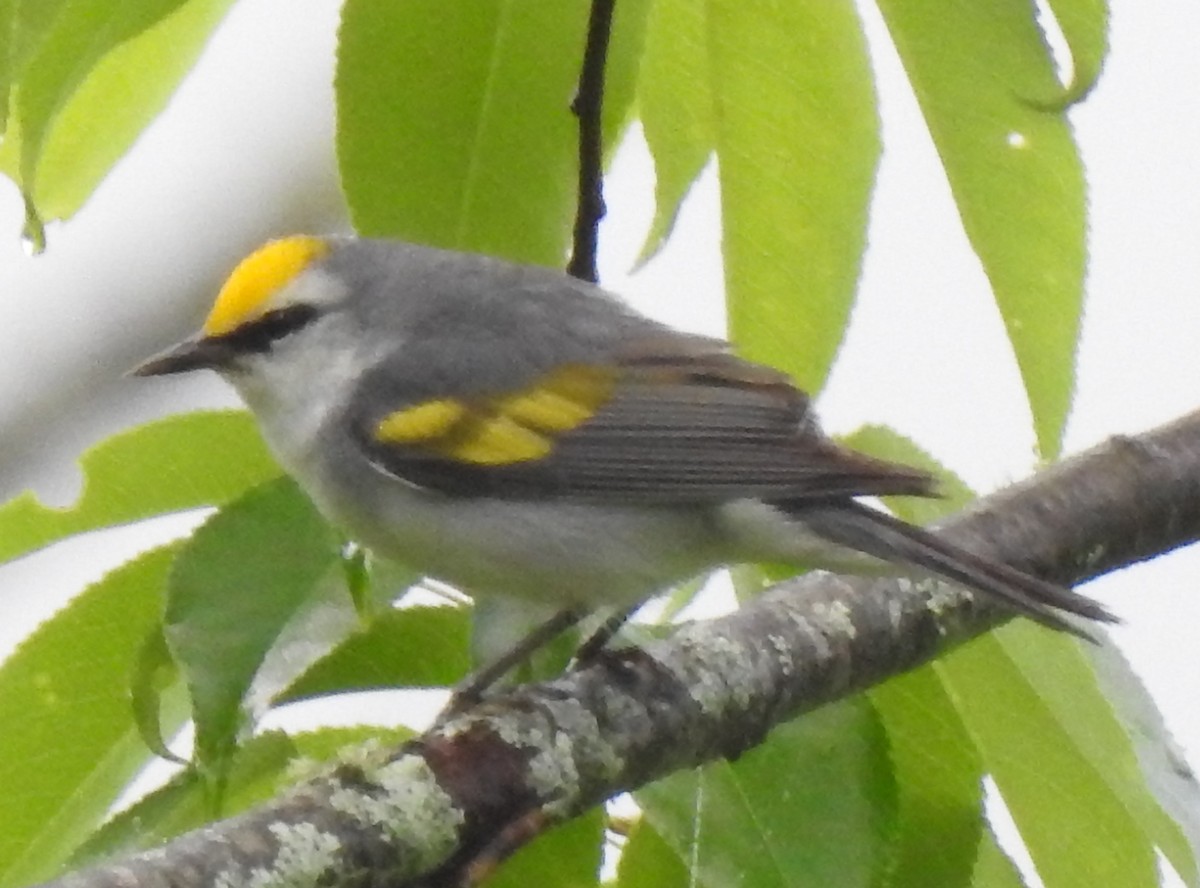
[[311, 475, 726, 608]]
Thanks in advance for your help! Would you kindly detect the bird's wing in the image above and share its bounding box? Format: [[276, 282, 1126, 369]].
[[347, 331, 935, 503]]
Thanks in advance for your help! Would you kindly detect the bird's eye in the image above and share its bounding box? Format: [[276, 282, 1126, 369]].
[[220, 304, 319, 353]]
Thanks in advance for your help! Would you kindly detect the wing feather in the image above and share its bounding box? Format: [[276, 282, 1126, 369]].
[[350, 333, 935, 503]]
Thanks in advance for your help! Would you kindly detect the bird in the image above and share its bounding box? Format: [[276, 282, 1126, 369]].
[[135, 235, 1115, 690]]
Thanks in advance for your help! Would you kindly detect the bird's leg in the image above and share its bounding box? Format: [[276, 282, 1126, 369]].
[[571, 605, 639, 666], [445, 607, 587, 713]]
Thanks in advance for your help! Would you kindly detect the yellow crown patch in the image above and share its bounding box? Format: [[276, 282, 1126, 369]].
[[203, 236, 330, 336]]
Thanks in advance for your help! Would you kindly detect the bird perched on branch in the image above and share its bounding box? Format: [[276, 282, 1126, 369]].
[[136, 236, 1115, 689]]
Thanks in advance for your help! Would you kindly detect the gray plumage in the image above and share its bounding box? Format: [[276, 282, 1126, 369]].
[[136, 236, 1117, 646]]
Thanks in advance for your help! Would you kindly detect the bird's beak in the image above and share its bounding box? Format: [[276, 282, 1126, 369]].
[[130, 336, 233, 377]]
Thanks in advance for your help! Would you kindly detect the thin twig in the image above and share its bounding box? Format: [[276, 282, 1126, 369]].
[[567, 0, 617, 283]]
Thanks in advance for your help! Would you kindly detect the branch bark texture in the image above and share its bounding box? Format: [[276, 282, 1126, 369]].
[[39, 410, 1200, 888]]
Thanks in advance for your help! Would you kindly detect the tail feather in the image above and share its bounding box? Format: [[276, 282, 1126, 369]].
[[791, 500, 1117, 639]]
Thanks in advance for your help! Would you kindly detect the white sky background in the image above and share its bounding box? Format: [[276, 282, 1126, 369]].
[[0, 0, 1197, 882]]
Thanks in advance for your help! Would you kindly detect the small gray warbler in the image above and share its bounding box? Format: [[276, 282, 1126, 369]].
[[135, 235, 1114, 684]]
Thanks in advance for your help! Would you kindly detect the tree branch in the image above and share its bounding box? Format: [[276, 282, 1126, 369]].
[[566, 0, 616, 283], [38, 409, 1200, 888]]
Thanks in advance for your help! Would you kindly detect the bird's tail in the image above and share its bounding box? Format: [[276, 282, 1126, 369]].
[[790, 499, 1117, 639]]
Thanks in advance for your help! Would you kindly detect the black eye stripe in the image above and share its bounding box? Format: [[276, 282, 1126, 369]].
[[217, 304, 319, 353]]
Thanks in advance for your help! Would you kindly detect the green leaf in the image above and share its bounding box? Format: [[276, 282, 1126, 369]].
[[940, 627, 1160, 887], [617, 818, 691, 888], [70, 726, 411, 865], [130, 624, 186, 763], [0, 0, 17, 135], [710, 0, 879, 392], [635, 0, 714, 265], [489, 810, 604, 888], [846, 424, 1184, 884], [0, 0, 235, 227], [164, 477, 343, 774], [598, 0, 651, 152], [870, 666, 984, 888], [656, 573, 709, 625], [0, 0, 69, 137], [337, 0, 589, 265], [971, 827, 1028, 888], [1041, 0, 1110, 105], [0, 0, 232, 245], [1, 1, 99, 117], [874, 1, 1087, 457], [840, 424, 975, 521], [278, 605, 471, 702], [0, 411, 278, 567], [68, 733, 293, 867], [342, 545, 373, 617], [637, 698, 896, 888], [0, 545, 189, 888], [1084, 642, 1199, 884]]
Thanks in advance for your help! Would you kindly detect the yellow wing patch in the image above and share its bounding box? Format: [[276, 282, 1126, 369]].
[[442, 415, 554, 465], [375, 399, 466, 442], [203, 236, 330, 336], [494, 385, 597, 431], [373, 364, 616, 466]]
